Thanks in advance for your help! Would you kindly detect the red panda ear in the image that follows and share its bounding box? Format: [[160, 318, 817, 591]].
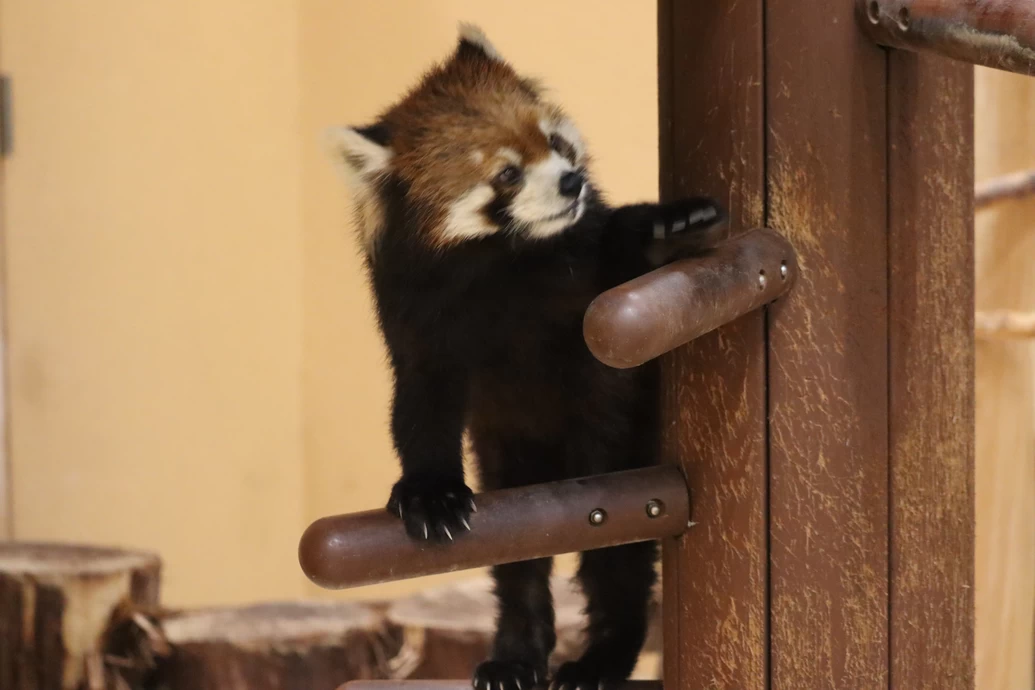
[[456, 22, 502, 62], [323, 125, 392, 189]]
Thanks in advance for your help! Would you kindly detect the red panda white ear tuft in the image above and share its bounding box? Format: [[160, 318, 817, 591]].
[[323, 125, 392, 189], [457, 22, 502, 62]]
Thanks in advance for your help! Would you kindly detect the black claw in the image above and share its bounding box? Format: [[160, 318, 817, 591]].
[[387, 475, 475, 544], [474, 660, 540, 690]]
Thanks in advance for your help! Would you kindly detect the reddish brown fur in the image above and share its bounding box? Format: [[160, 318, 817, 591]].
[[374, 45, 577, 244]]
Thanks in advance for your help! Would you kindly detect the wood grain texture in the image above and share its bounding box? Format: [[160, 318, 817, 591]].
[[887, 53, 975, 690], [859, 0, 1035, 76], [658, 2, 768, 689], [156, 602, 399, 690], [0, 543, 161, 690], [766, 1, 890, 687]]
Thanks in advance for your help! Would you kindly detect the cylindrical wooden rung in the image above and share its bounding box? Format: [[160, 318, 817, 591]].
[[857, 0, 1035, 76], [299, 466, 690, 590], [583, 228, 797, 369], [339, 683, 663, 690]]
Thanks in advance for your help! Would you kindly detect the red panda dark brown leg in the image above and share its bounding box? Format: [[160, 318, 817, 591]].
[[474, 557, 556, 690], [471, 434, 565, 690], [551, 541, 659, 690], [385, 359, 473, 543]]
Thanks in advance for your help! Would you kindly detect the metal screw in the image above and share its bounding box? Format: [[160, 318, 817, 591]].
[[780, 261, 789, 279], [758, 270, 767, 290], [646, 500, 665, 518], [588, 509, 607, 526], [866, 0, 880, 24], [897, 6, 910, 30]]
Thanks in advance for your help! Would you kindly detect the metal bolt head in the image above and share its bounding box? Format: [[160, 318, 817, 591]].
[[646, 499, 665, 518], [758, 271, 767, 289], [780, 261, 789, 279], [588, 509, 607, 526]]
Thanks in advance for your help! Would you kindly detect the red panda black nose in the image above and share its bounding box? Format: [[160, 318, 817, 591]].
[[559, 171, 584, 198]]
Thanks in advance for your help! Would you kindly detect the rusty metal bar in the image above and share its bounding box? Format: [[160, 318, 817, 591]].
[[340, 683, 662, 690], [583, 228, 797, 369], [858, 0, 1035, 75], [299, 466, 690, 590]]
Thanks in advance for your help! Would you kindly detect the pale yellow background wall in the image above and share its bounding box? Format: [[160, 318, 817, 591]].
[[0, 2, 306, 605], [0, 1, 657, 606], [974, 67, 1035, 690]]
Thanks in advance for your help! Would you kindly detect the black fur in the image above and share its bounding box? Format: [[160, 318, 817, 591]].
[[364, 172, 726, 689]]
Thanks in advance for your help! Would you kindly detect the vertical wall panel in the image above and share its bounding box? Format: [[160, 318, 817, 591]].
[[658, 2, 767, 689]]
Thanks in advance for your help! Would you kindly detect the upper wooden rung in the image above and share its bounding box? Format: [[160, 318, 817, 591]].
[[858, 0, 1035, 76]]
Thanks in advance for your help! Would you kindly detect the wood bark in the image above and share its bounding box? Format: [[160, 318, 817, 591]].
[[974, 65, 1035, 690], [0, 542, 161, 690], [153, 601, 400, 690]]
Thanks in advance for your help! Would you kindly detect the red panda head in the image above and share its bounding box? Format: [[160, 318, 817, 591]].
[[326, 23, 593, 253]]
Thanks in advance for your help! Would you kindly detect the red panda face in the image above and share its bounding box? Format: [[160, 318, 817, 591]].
[[326, 24, 593, 252]]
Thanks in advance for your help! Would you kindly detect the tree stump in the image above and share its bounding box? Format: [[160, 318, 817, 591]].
[[385, 575, 662, 680], [153, 601, 401, 690], [0, 542, 161, 690]]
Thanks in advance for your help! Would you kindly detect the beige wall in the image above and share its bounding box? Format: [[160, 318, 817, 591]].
[[0, 1, 306, 606], [974, 67, 1035, 690], [0, 1, 656, 606]]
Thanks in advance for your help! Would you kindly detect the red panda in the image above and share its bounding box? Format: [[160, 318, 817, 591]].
[[326, 23, 727, 690]]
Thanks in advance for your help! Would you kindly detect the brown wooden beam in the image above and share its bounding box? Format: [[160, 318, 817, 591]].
[[657, 2, 769, 689], [859, 0, 1035, 75], [975, 309, 1035, 339], [767, 0, 891, 686], [887, 50, 975, 690], [299, 466, 690, 590], [584, 228, 797, 369], [976, 168, 1035, 208]]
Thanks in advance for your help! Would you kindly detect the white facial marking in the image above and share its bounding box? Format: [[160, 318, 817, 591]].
[[457, 22, 502, 60], [539, 117, 586, 162], [443, 184, 496, 241], [510, 152, 582, 239], [496, 147, 522, 166]]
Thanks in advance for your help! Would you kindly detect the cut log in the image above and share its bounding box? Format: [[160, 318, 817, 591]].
[[0, 542, 161, 690], [385, 575, 661, 680], [153, 601, 401, 690]]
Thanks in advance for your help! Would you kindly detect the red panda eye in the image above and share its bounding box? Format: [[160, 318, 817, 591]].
[[496, 165, 522, 185], [548, 134, 564, 152]]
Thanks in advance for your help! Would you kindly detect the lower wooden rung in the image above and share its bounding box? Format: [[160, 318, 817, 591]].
[[340, 682, 663, 690]]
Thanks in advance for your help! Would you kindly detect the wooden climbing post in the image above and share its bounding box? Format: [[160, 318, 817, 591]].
[[658, 1, 975, 689]]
